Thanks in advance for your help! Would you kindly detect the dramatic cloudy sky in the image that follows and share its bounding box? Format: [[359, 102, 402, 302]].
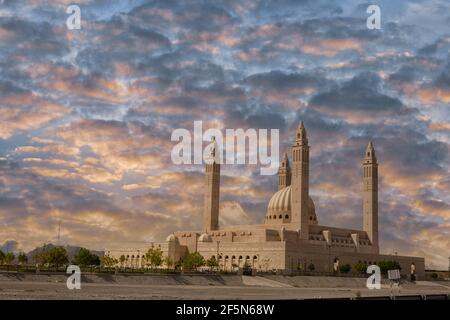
[[0, 0, 449, 269]]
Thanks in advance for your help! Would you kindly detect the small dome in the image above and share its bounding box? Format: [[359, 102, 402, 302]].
[[198, 233, 212, 242], [266, 186, 317, 224], [166, 234, 178, 242]]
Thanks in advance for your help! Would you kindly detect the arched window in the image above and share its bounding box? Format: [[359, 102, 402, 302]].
[[285, 214, 289, 219], [279, 214, 282, 219]]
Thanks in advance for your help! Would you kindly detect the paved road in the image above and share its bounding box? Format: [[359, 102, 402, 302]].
[[0, 280, 449, 300]]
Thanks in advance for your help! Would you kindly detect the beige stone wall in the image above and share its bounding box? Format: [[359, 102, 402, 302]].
[[106, 228, 425, 278], [197, 241, 286, 271], [106, 242, 169, 268], [284, 240, 425, 277], [105, 241, 425, 279]]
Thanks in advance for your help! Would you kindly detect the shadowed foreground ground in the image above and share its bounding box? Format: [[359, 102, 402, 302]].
[[0, 273, 449, 300]]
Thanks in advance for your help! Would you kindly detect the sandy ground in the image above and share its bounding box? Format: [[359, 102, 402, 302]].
[[0, 275, 449, 300]]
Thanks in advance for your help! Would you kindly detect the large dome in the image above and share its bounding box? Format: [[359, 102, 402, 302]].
[[266, 186, 317, 224]]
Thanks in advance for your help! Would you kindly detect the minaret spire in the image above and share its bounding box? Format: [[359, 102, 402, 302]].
[[363, 140, 379, 253], [203, 137, 220, 232], [365, 141, 376, 159], [291, 121, 310, 239], [278, 152, 291, 190], [295, 121, 308, 144]]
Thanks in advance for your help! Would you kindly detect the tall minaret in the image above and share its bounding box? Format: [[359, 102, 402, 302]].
[[278, 152, 291, 190], [291, 122, 310, 239], [203, 137, 220, 232], [362, 141, 379, 253]]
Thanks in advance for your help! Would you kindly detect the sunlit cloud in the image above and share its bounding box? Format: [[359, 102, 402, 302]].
[[0, 0, 448, 270]]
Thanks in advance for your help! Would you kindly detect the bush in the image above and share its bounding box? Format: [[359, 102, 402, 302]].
[[101, 255, 118, 268], [339, 264, 351, 274], [182, 252, 205, 271], [307, 263, 315, 272], [430, 273, 438, 279], [206, 256, 219, 269], [377, 260, 401, 274], [353, 261, 368, 274]]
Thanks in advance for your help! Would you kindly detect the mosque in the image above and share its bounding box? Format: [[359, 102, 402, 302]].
[[106, 123, 425, 276]]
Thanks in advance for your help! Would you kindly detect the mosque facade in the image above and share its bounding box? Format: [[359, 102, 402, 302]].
[[106, 123, 425, 276]]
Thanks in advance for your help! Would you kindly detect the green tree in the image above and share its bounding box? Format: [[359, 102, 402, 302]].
[[73, 248, 100, 267], [45, 247, 69, 267], [308, 263, 315, 272], [32, 244, 51, 265], [0, 250, 5, 265], [164, 256, 174, 269], [353, 261, 368, 274], [182, 252, 205, 271], [206, 256, 219, 270], [4, 252, 15, 265], [377, 260, 401, 274], [145, 247, 164, 269], [101, 255, 118, 268], [339, 264, 351, 274], [119, 255, 126, 267], [33, 252, 45, 265], [18, 252, 28, 265]]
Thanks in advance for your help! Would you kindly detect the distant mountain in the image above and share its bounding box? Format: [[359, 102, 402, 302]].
[[26, 244, 104, 263], [0, 240, 21, 254]]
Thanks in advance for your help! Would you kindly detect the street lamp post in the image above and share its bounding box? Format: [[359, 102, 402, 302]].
[[216, 241, 220, 271]]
